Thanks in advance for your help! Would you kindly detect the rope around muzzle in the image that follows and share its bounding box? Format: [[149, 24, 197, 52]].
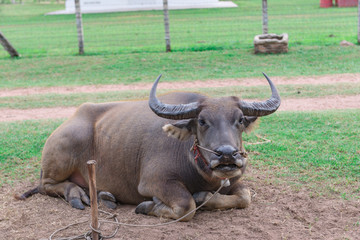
[[190, 138, 249, 166], [191, 133, 272, 164]]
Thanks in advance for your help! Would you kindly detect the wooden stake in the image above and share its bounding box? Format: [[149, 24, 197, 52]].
[[87, 160, 99, 240]]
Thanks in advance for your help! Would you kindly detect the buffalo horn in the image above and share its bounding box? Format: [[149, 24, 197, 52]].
[[239, 73, 281, 116], [149, 75, 199, 120]]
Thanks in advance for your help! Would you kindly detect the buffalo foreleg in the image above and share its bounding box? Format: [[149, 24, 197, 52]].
[[193, 182, 251, 210], [136, 181, 196, 221]]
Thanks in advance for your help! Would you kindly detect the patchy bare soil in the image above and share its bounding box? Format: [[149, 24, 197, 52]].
[[1, 73, 360, 122], [1, 168, 359, 240], [2, 95, 360, 122], [1, 73, 360, 239], [2, 73, 360, 98]]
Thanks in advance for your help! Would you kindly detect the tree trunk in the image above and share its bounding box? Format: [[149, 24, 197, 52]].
[[163, 0, 171, 52], [262, 0, 268, 34], [74, 0, 84, 55], [0, 31, 20, 57]]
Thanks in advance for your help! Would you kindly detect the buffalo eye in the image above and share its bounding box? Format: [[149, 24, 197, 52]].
[[198, 119, 206, 126], [238, 117, 244, 125]]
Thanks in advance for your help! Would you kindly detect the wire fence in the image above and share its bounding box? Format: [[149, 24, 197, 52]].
[[0, 0, 359, 57]]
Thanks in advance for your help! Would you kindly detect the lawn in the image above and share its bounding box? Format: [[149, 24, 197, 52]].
[[246, 110, 360, 200], [0, 0, 358, 55], [0, 0, 359, 88]]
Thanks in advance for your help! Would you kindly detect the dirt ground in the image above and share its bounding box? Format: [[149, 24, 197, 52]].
[[1, 74, 359, 239], [1, 168, 359, 240]]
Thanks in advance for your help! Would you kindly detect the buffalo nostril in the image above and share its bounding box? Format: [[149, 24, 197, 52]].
[[214, 151, 222, 157], [232, 151, 240, 157], [215, 145, 238, 158]]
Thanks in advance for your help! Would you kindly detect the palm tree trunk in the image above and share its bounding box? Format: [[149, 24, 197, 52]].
[[163, 0, 171, 52], [0, 31, 20, 57], [74, 0, 84, 55], [262, 0, 268, 34]]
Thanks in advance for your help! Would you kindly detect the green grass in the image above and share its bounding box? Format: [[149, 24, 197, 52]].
[[0, 119, 63, 185], [0, 0, 358, 56], [1, 110, 359, 199], [1, 82, 360, 109], [0, 1, 359, 89], [0, 46, 359, 89], [244, 110, 360, 199]]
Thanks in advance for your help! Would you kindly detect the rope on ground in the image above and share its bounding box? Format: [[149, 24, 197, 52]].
[[245, 134, 271, 145], [99, 180, 227, 228], [49, 219, 88, 240], [49, 210, 119, 240], [48, 179, 228, 239]]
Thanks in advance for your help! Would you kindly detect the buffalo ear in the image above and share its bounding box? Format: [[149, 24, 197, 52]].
[[162, 119, 196, 141], [244, 116, 259, 134]]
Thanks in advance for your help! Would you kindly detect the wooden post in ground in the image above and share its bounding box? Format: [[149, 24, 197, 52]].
[[0, 31, 20, 57], [87, 160, 99, 240], [74, 0, 84, 55], [262, 0, 268, 34], [163, 0, 171, 52]]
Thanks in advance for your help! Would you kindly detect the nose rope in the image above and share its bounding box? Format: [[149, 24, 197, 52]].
[[196, 144, 220, 156], [191, 137, 248, 159], [192, 143, 210, 167], [190, 138, 218, 155]]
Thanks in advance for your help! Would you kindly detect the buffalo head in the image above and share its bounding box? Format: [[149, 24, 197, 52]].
[[149, 73, 280, 180]]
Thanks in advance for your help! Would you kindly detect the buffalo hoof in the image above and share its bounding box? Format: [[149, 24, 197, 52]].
[[98, 191, 117, 209], [69, 198, 85, 210], [193, 191, 212, 206], [65, 185, 90, 210], [135, 201, 155, 215]]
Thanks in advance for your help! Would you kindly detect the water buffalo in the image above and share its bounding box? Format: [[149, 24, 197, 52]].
[[18, 73, 280, 221]]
